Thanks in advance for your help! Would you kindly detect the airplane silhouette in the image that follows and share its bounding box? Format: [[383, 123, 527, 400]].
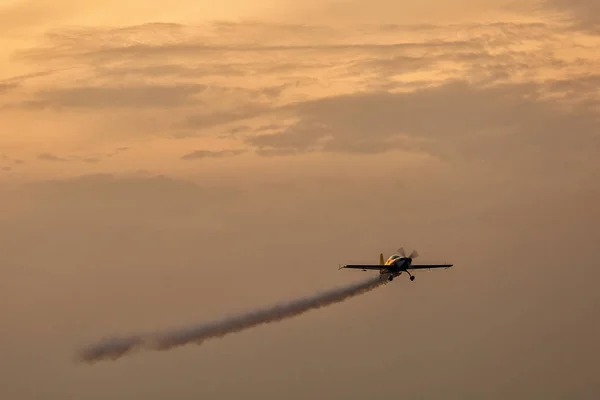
[[340, 248, 453, 282]]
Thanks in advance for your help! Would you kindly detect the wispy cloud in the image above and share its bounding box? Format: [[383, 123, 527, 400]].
[[245, 79, 600, 169], [2, 18, 599, 173], [37, 153, 67, 162], [181, 149, 246, 160], [0, 82, 19, 94], [544, 0, 600, 33], [23, 84, 207, 109], [36, 152, 109, 164]]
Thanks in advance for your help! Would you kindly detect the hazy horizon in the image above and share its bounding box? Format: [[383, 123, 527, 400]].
[[1, 0, 599, 398]]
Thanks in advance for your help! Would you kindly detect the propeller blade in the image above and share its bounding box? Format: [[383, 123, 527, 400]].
[[397, 247, 406, 257], [409, 249, 419, 259]]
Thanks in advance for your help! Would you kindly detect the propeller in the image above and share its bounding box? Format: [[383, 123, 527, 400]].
[[397, 247, 419, 259]]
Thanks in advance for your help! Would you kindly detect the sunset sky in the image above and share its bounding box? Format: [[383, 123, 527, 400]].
[[1, 0, 599, 399]]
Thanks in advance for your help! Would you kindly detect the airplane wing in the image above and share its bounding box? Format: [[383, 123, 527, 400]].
[[408, 264, 453, 270], [340, 265, 384, 270]]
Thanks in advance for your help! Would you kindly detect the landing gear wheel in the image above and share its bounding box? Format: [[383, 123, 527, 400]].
[[388, 275, 394, 281], [410, 276, 415, 281]]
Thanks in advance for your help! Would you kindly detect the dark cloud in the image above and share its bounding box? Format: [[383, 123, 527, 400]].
[[20, 40, 482, 64], [246, 80, 600, 167], [254, 148, 305, 157], [352, 54, 436, 76], [37, 153, 67, 162], [546, 74, 600, 95], [0, 82, 19, 94], [15, 21, 504, 76], [256, 124, 281, 132], [181, 149, 245, 160], [250, 121, 332, 153], [23, 84, 206, 109], [178, 105, 271, 133], [545, 0, 600, 32], [351, 45, 569, 89], [207, 19, 337, 37], [1, 154, 24, 166], [226, 125, 250, 134], [135, 169, 152, 176], [0, 70, 62, 87], [96, 63, 248, 79], [37, 153, 106, 164], [218, 124, 281, 139], [103, 147, 132, 157]]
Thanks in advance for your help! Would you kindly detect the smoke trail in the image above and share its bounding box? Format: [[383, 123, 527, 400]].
[[78, 276, 386, 363]]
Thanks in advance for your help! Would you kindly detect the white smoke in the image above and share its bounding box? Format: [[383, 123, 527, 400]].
[[78, 276, 386, 363]]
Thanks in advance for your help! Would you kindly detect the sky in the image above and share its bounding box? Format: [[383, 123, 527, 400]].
[[1, 0, 599, 399]]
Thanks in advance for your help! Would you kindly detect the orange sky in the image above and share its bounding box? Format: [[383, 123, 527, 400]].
[[1, 1, 599, 399]]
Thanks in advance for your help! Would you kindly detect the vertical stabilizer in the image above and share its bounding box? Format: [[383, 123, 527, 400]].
[[380, 253, 384, 265]]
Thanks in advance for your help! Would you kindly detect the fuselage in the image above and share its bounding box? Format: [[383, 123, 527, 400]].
[[379, 254, 413, 280]]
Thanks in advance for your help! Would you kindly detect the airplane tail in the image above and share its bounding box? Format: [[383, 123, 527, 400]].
[[379, 253, 384, 265]]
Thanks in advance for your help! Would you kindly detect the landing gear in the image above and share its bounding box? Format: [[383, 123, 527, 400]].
[[388, 275, 394, 281], [407, 271, 415, 281]]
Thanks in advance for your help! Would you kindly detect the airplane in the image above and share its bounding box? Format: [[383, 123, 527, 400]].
[[339, 247, 453, 282]]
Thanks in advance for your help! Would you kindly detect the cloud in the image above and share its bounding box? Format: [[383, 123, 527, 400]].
[[23, 84, 207, 109], [3, 19, 596, 154], [544, 0, 600, 32], [8, 20, 566, 106], [1, 154, 25, 166], [19, 32, 480, 65], [181, 149, 246, 160], [7, 22, 568, 103], [179, 105, 271, 133], [546, 74, 600, 95], [0, 82, 19, 94], [37, 152, 108, 164], [249, 121, 332, 153], [37, 153, 67, 162], [245, 80, 600, 168], [13, 21, 506, 78], [96, 63, 248, 79]]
